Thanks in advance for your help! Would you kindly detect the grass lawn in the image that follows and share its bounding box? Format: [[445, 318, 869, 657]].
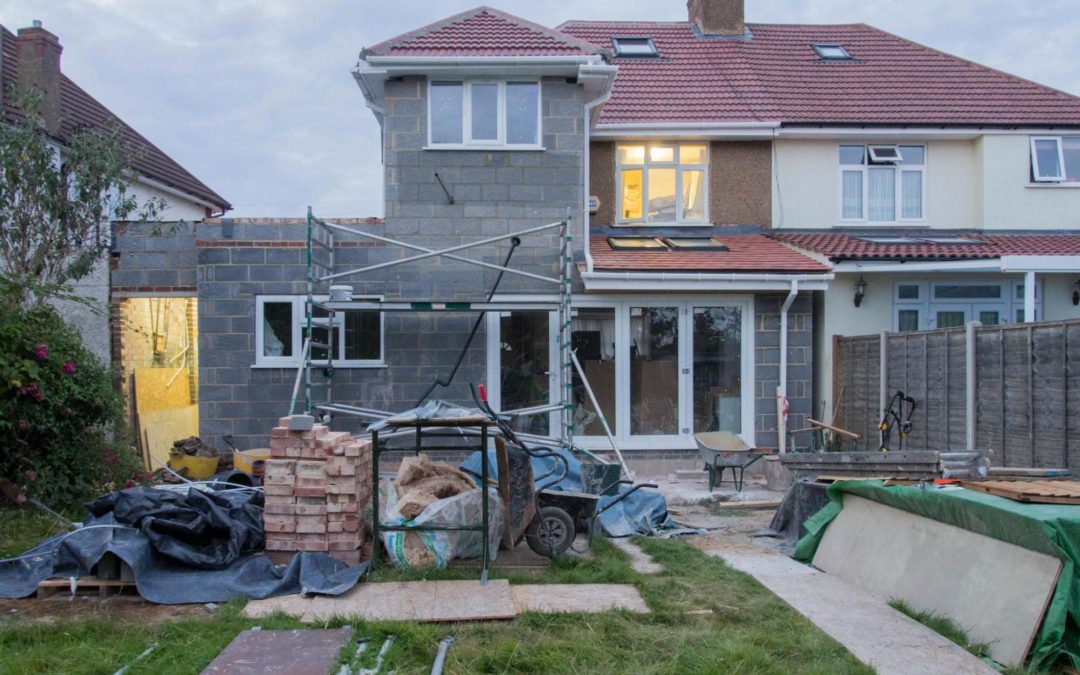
[[1, 509, 871, 674]]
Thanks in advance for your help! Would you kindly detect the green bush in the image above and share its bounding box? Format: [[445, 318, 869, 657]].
[[0, 302, 140, 506]]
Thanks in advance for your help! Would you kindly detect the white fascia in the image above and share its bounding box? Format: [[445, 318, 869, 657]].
[[592, 121, 779, 140], [832, 260, 1002, 274], [775, 126, 1080, 140], [833, 257, 1080, 274], [135, 175, 219, 212], [581, 271, 833, 292]]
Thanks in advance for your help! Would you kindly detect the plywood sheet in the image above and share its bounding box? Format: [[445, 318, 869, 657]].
[[133, 367, 191, 414], [813, 494, 1061, 667], [961, 480, 1080, 504], [511, 584, 649, 614], [243, 580, 516, 623], [140, 405, 199, 469], [201, 628, 352, 675]]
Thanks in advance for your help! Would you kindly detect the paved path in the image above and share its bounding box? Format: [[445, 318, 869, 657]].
[[703, 545, 996, 675]]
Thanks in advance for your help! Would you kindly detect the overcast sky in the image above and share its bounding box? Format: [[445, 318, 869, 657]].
[[3, 1, 1079, 217]]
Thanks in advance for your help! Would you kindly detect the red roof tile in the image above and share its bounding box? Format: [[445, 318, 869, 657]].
[[365, 7, 607, 58], [557, 21, 1080, 126], [590, 235, 830, 273], [771, 232, 1080, 261], [1, 26, 230, 210]]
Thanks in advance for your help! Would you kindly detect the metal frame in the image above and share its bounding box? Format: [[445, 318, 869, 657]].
[[286, 207, 630, 578]]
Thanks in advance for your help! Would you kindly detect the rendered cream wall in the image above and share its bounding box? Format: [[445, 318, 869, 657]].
[[772, 138, 979, 230], [979, 135, 1080, 230]]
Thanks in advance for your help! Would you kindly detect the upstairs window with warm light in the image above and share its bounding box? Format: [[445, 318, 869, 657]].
[[428, 80, 541, 149], [616, 143, 708, 225]]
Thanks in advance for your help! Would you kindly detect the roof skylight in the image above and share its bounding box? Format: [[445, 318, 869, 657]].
[[812, 43, 852, 60], [664, 238, 729, 251], [607, 236, 665, 250], [612, 37, 658, 57], [918, 237, 985, 245], [856, 236, 919, 245]]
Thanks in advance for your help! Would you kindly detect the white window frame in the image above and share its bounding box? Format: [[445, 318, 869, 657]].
[[254, 295, 385, 368], [891, 279, 1042, 331], [426, 79, 543, 150], [838, 144, 927, 225], [612, 36, 658, 57], [615, 143, 710, 226], [1030, 135, 1079, 183]]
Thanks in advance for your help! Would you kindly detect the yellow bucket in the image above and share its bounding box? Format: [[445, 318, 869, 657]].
[[234, 448, 271, 474], [168, 453, 220, 480]]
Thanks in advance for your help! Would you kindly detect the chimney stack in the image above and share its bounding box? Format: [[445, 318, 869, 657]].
[[15, 21, 63, 136], [687, 0, 745, 37]]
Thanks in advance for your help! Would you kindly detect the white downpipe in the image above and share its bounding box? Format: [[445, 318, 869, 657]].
[[778, 280, 798, 453], [582, 87, 613, 274]]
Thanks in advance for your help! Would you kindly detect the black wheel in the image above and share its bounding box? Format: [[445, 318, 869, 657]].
[[525, 506, 575, 558]]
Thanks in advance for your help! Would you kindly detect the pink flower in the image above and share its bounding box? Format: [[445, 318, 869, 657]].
[[62, 361, 76, 375], [17, 383, 43, 401], [17, 419, 28, 430], [33, 343, 48, 361]]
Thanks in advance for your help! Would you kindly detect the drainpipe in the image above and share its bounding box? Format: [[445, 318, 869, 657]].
[[582, 87, 612, 274], [777, 279, 799, 454]]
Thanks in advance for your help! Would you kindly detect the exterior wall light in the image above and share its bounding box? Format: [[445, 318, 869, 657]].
[[1073, 279, 1080, 306], [854, 275, 868, 307]]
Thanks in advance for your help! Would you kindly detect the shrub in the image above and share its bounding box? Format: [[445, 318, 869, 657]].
[[0, 302, 140, 506]]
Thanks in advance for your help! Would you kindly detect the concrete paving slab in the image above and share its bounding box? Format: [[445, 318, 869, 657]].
[[814, 494, 1061, 667], [201, 628, 352, 675], [701, 544, 996, 675], [510, 584, 649, 614]]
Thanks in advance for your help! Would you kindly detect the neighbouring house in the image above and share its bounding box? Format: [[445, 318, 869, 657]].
[[2, 21, 230, 459], [113, 0, 1080, 461]]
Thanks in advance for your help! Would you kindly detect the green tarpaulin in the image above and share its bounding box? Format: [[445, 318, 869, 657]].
[[793, 480, 1080, 671]]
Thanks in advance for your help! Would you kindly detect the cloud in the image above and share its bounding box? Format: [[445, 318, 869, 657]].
[[2, 1, 1078, 217]]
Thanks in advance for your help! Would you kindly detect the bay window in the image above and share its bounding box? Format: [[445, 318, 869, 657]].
[[839, 145, 926, 223], [428, 80, 541, 148], [255, 296, 383, 367], [617, 143, 708, 225], [1031, 136, 1080, 183]]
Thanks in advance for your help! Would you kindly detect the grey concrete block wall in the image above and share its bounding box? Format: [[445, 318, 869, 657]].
[[755, 293, 814, 451]]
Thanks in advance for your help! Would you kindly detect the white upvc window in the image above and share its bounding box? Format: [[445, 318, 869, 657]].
[[427, 80, 542, 149], [615, 143, 709, 225], [891, 280, 1041, 331], [1031, 136, 1080, 183], [839, 144, 926, 224], [255, 295, 384, 368]]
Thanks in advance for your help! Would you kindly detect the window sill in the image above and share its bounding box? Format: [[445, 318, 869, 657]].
[[423, 144, 545, 152], [251, 362, 388, 370], [1026, 182, 1080, 189], [613, 221, 712, 227]]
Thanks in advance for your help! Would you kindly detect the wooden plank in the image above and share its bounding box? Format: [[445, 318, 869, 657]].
[[988, 467, 1072, 479], [36, 578, 135, 599], [202, 628, 353, 675], [243, 580, 517, 623], [714, 499, 782, 510], [962, 480, 1080, 504]]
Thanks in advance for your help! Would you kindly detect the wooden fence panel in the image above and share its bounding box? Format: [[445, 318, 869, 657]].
[[836, 317, 1080, 470]]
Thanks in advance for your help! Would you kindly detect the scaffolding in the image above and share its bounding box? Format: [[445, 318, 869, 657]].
[[289, 207, 584, 454]]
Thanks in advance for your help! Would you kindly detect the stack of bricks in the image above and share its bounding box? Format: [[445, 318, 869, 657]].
[[262, 417, 373, 565]]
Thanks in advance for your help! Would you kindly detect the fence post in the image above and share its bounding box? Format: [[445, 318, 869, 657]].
[[966, 320, 979, 453], [879, 330, 888, 420]]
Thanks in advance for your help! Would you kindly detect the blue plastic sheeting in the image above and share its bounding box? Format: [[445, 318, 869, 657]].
[[460, 446, 678, 538], [0, 487, 367, 604]]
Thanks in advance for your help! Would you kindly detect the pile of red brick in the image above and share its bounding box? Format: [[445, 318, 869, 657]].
[[262, 418, 373, 565]]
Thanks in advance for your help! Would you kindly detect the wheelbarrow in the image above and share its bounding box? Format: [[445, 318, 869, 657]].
[[470, 385, 657, 558], [695, 431, 766, 492]]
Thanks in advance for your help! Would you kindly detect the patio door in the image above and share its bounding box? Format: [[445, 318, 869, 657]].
[[689, 305, 744, 435], [486, 310, 557, 435]]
